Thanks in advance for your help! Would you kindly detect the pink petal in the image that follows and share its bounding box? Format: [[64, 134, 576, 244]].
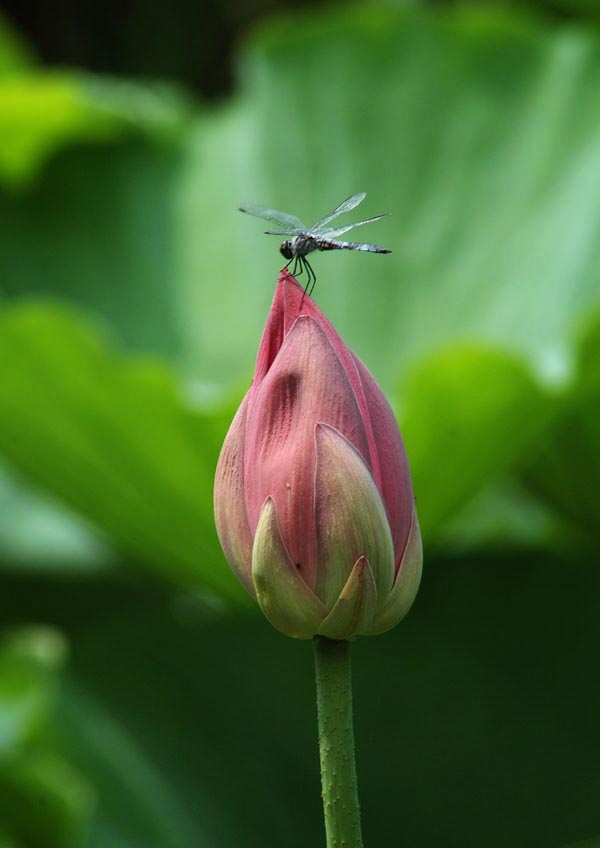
[[253, 272, 384, 488], [244, 315, 370, 590], [213, 392, 255, 596], [352, 354, 414, 574], [272, 272, 413, 573]]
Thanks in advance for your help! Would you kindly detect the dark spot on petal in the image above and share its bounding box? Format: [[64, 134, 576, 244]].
[[263, 372, 300, 442]]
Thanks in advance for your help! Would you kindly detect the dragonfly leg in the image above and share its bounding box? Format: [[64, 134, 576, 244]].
[[299, 256, 316, 307], [296, 257, 310, 289], [300, 258, 310, 299], [305, 258, 317, 298]]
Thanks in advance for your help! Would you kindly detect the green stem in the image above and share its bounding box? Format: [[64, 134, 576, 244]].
[[313, 636, 363, 848]]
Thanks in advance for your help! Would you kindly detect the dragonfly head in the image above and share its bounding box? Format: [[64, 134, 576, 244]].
[[280, 240, 293, 260]]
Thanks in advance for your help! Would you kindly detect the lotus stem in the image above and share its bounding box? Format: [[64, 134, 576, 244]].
[[313, 636, 363, 848]]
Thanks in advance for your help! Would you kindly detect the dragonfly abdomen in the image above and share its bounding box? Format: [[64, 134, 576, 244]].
[[315, 238, 391, 254]]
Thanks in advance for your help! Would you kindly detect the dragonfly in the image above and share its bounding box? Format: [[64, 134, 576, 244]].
[[238, 192, 391, 297]]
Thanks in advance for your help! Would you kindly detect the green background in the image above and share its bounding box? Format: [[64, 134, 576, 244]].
[[0, 2, 599, 846]]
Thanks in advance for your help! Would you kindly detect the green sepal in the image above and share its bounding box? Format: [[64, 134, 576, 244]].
[[362, 507, 422, 636], [252, 497, 327, 638], [318, 556, 377, 640], [314, 423, 395, 609]]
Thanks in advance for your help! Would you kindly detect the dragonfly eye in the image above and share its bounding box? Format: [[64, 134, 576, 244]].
[[280, 241, 293, 260]]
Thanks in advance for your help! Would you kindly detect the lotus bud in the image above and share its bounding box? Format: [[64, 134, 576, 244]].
[[214, 271, 422, 639]]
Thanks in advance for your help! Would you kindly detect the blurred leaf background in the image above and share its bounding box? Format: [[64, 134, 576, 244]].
[[1, 0, 600, 845]]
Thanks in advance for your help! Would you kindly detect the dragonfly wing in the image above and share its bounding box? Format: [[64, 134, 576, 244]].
[[318, 213, 390, 238], [238, 203, 304, 232], [310, 192, 366, 230]]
